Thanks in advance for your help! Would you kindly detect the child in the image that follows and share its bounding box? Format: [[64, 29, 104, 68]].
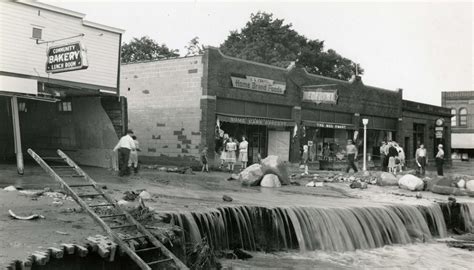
[[302, 145, 309, 175], [201, 146, 209, 173]]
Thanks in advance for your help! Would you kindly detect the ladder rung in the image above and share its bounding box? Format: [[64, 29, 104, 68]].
[[42, 157, 63, 160], [50, 165, 73, 168], [100, 214, 125, 218], [89, 203, 114, 208], [147, 258, 174, 266], [69, 184, 95, 188], [78, 193, 103, 198], [61, 175, 84, 178], [122, 235, 147, 241], [136, 246, 161, 253], [110, 224, 136, 229]]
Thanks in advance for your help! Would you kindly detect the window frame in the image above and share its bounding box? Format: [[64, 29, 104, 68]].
[[451, 108, 457, 127], [57, 101, 73, 112], [459, 107, 467, 126]]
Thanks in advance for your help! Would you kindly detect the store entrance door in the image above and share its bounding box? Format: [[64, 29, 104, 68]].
[[268, 130, 290, 161], [249, 129, 266, 164]]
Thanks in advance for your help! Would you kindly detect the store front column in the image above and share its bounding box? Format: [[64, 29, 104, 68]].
[[291, 106, 302, 162], [11, 96, 24, 175]]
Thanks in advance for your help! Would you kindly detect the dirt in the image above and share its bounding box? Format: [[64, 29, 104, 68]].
[[0, 162, 473, 267]]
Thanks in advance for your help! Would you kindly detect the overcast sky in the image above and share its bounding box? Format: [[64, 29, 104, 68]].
[[43, 0, 473, 106]]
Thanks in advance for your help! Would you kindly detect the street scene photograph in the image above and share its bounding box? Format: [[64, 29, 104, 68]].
[[0, 0, 473, 269]]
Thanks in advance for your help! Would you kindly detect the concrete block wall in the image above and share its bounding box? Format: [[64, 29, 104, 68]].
[[121, 56, 204, 165]]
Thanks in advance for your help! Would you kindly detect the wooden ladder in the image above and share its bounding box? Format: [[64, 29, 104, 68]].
[[27, 148, 189, 270]]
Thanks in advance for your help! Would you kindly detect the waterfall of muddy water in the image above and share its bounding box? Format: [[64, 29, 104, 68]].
[[168, 202, 470, 253]]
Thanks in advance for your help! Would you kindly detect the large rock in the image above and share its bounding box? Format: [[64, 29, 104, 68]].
[[398, 174, 424, 191], [260, 155, 290, 185], [260, 174, 282, 188], [466, 180, 474, 192], [239, 164, 264, 186], [379, 172, 398, 186]]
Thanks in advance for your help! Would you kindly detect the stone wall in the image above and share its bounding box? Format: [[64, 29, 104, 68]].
[[121, 56, 204, 165]]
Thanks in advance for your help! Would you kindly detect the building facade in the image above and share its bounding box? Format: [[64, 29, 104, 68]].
[[0, 0, 126, 171], [442, 91, 474, 160], [122, 47, 451, 167]]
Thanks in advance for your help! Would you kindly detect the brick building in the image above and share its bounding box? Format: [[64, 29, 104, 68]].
[[442, 91, 474, 160], [0, 1, 126, 172], [121, 47, 451, 167]]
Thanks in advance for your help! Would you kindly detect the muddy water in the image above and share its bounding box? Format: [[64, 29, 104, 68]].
[[222, 243, 474, 269]]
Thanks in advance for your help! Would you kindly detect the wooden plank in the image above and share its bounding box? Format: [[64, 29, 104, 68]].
[[60, 244, 76, 255], [74, 244, 88, 257], [48, 247, 64, 259]]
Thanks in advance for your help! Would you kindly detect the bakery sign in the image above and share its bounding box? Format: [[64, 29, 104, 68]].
[[302, 88, 338, 104], [46, 42, 88, 73], [231, 75, 286, 95]]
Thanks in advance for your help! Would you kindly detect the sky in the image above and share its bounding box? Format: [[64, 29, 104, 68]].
[[43, 0, 473, 106]]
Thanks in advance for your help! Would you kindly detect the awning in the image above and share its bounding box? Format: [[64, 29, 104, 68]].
[[452, 133, 474, 149], [217, 113, 295, 127], [302, 120, 354, 130], [0, 75, 37, 95]]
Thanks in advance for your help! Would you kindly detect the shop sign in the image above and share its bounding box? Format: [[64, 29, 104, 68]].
[[435, 131, 443, 138], [435, 127, 444, 131], [46, 42, 88, 73], [219, 115, 293, 127], [230, 75, 286, 94], [302, 88, 338, 104], [314, 122, 347, 129]]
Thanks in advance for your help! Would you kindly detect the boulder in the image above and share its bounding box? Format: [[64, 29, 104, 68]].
[[3, 185, 17, 191], [139, 191, 152, 200], [260, 174, 282, 188], [305, 181, 315, 187], [222, 195, 233, 202], [379, 172, 398, 186], [239, 164, 264, 186], [260, 155, 290, 185], [457, 179, 466, 189], [314, 182, 324, 187], [350, 182, 362, 189], [466, 180, 474, 192], [398, 174, 424, 191], [360, 182, 368, 189]]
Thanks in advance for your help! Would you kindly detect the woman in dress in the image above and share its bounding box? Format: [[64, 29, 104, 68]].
[[220, 133, 229, 169], [226, 137, 237, 172], [238, 136, 249, 170]]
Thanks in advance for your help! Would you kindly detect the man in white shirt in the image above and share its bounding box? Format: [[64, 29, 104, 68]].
[[415, 144, 427, 176], [113, 129, 136, 176], [435, 144, 444, 176]]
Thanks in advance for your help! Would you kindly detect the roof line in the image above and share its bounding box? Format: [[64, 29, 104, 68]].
[[17, 0, 85, 18], [82, 20, 124, 34], [120, 54, 203, 66], [208, 46, 289, 71]]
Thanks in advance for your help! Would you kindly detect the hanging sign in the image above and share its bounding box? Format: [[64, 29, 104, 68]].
[[302, 88, 338, 104], [231, 75, 286, 94], [46, 42, 88, 73], [218, 114, 294, 127]]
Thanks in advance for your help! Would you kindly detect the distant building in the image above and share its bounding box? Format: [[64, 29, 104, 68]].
[[442, 91, 474, 160], [0, 1, 126, 171], [121, 47, 451, 167]]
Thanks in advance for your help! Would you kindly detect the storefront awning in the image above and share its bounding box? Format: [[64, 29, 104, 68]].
[[452, 133, 474, 149], [0, 75, 37, 95], [217, 113, 295, 127], [302, 120, 354, 130]]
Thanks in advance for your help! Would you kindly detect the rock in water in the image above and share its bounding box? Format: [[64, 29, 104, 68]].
[[379, 172, 398, 186], [260, 174, 282, 188], [360, 182, 368, 189], [3, 185, 17, 191], [466, 180, 474, 192], [305, 181, 315, 187], [457, 179, 466, 189], [260, 155, 290, 185], [350, 181, 362, 189], [399, 174, 424, 191], [239, 164, 264, 186], [139, 191, 152, 200], [222, 195, 233, 202]]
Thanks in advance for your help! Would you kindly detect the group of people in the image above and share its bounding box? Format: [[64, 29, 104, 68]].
[[379, 141, 405, 174], [217, 134, 249, 172], [415, 143, 445, 176], [113, 129, 140, 177]]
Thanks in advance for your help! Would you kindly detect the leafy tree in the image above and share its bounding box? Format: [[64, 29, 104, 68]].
[[185, 36, 205, 56], [220, 12, 363, 80], [121, 36, 179, 63]]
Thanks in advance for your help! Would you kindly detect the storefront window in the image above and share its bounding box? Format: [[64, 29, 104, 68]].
[[451, 108, 457, 126], [303, 127, 353, 161], [459, 108, 467, 126]]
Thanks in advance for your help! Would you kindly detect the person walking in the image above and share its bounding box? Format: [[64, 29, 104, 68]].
[[415, 144, 428, 176], [128, 135, 140, 174], [200, 146, 209, 173], [226, 137, 237, 172], [113, 129, 136, 177], [238, 136, 249, 170], [380, 141, 387, 171], [346, 139, 358, 173], [301, 144, 309, 175], [435, 144, 445, 176]]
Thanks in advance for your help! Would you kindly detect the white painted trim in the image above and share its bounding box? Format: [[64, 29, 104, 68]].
[[17, 0, 85, 18], [99, 89, 118, 94], [83, 20, 125, 34], [201, 95, 216, 100]]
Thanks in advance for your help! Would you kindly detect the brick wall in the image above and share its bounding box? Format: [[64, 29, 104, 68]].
[[442, 91, 474, 132], [121, 56, 204, 165]]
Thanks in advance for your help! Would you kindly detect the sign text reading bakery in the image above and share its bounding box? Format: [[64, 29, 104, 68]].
[[46, 42, 88, 73]]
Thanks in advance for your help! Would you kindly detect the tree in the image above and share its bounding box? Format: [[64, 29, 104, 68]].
[[220, 12, 363, 80], [185, 36, 204, 56], [121, 36, 179, 63]]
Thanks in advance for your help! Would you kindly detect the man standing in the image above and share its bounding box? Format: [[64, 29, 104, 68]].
[[346, 139, 358, 173], [113, 129, 136, 176], [435, 144, 445, 176], [415, 144, 428, 176]]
